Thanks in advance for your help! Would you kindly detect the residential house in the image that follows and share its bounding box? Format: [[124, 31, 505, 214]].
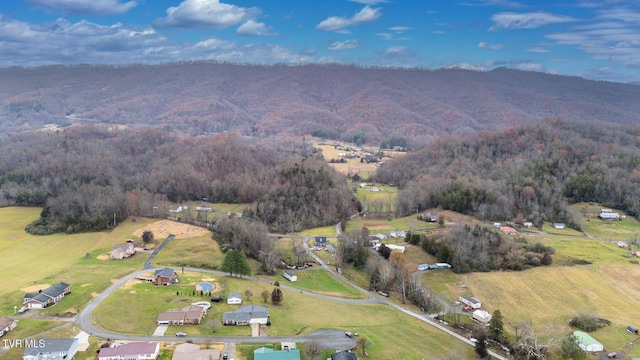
[[227, 293, 242, 305], [315, 237, 327, 248], [500, 226, 517, 235], [169, 205, 183, 213], [283, 271, 297, 282], [111, 242, 135, 259], [420, 211, 438, 222], [156, 305, 205, 325], [23, 338, 78, 360], [153, 268, 179, 286], [459, 295, 482, 309], [389, 231, 406, 239], [98, 342, 160, 360], [573, 331, 604, 352], [0, 317, 17, 337], [598, 209, 621, 220], [254, 347, 300, 360], [222, 305, 269, 326], [172, 343, 220, 360], [523, 221, 533, 228], [330, 351, 358, 360], [23, 282, 71, 309], [552, 223, 565, 229], [472, 310, 492, 324]]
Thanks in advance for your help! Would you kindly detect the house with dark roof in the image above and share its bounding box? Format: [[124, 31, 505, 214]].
[[153, 268, 179, 286], [222, 305, 269, 326], [459, 295, 482, 309], [315, 236, 327, 248], [23, 338, 78, 360], [98, 341, 160, 360], [420, 211, 438, 222], [0, 317, 17, 337], [23, 282, 71, 309]]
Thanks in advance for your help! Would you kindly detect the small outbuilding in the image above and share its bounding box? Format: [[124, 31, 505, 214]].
[[283, 271, 297, 282], [227, 293, 242, 305], [573, 331, 604, 353], [459, 295, 482, 309]]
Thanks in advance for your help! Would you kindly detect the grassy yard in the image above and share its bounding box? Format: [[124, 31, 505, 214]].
[[93, 275, 475, 359], [279, 269, 366, 299], [152, 234, 221, 269]]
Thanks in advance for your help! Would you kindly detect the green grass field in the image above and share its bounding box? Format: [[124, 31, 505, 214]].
[[279, 269, 365, 299]]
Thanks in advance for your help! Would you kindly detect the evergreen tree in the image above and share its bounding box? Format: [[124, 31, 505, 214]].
[[220, 249, 251, 277], [489, 309, 504, 341], [271, 287, 283, 305]]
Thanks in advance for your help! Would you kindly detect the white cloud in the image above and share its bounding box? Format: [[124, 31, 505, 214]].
[[458, 0, 526, 7], [376, 32, 392, 40], [389, 26, 410, 31], [348, 0, 388, 4], [316, 5, 381, 32], [237, 20, 274, 36], [25, 0, 137, 15], [352, 6, 382, 23], [527, 47, 551, 53], [154, 0, 260, 29], [316, 16, 352, 32], [514, 62, 544, 71], [489, 12, 577, 31], [328, 39, 360, 51], [431, 30, 446, 34], [478, 41, 505, 50]]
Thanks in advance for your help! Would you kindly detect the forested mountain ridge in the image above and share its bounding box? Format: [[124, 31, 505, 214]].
[[1, 63, 638, 147], [375, 119, 640, 228]]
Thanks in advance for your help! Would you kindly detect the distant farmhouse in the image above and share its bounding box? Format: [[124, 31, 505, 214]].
[[420, 211, 438, 222], [598, 209, 620, 220], [552, 223, 565, 229], [315, 236, 327, 249], [23, 282, 71, 309]]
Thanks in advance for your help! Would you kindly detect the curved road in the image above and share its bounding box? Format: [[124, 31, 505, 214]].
[[77, 232, 508, 359]]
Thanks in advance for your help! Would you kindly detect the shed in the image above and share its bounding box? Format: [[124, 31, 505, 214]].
[[573, 331, 603, 352], [227, 293, 242, 304], [283, 271, 297, 282]]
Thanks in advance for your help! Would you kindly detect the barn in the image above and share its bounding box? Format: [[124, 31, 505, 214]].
[[573, 331, 604, 352]]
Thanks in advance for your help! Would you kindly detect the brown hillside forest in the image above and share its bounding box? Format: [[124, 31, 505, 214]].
[[0, 63, 639, 147]]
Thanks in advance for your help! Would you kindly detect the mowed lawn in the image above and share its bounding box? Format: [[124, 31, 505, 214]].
[[280, 268, 366, 299], [94, 275, 475, 359]]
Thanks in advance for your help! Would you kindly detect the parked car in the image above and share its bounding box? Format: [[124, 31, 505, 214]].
[[175, 332, 187, 337], [18, 306, 28, 313], [463, 306, 473, 311], [222, 353, 228, 360], [608, 352, 617, 358], [345, 332, 353, 338]]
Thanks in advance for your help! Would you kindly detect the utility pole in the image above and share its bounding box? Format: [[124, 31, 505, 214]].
[[113, 213, 116, 227]]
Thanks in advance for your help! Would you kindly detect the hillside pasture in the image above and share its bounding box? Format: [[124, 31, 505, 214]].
[[0, 207, 152, 313]]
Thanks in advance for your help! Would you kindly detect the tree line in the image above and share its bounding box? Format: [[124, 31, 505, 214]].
[[375, 119, 640, 229], [0, 125, 356, 234]]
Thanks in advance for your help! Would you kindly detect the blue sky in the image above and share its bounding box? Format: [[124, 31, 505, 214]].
[[0, 0, 639, 83]]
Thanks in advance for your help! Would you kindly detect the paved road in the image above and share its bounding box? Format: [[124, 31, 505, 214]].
[[77, 228, 508, 359], [144, 234, 175, 269]]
